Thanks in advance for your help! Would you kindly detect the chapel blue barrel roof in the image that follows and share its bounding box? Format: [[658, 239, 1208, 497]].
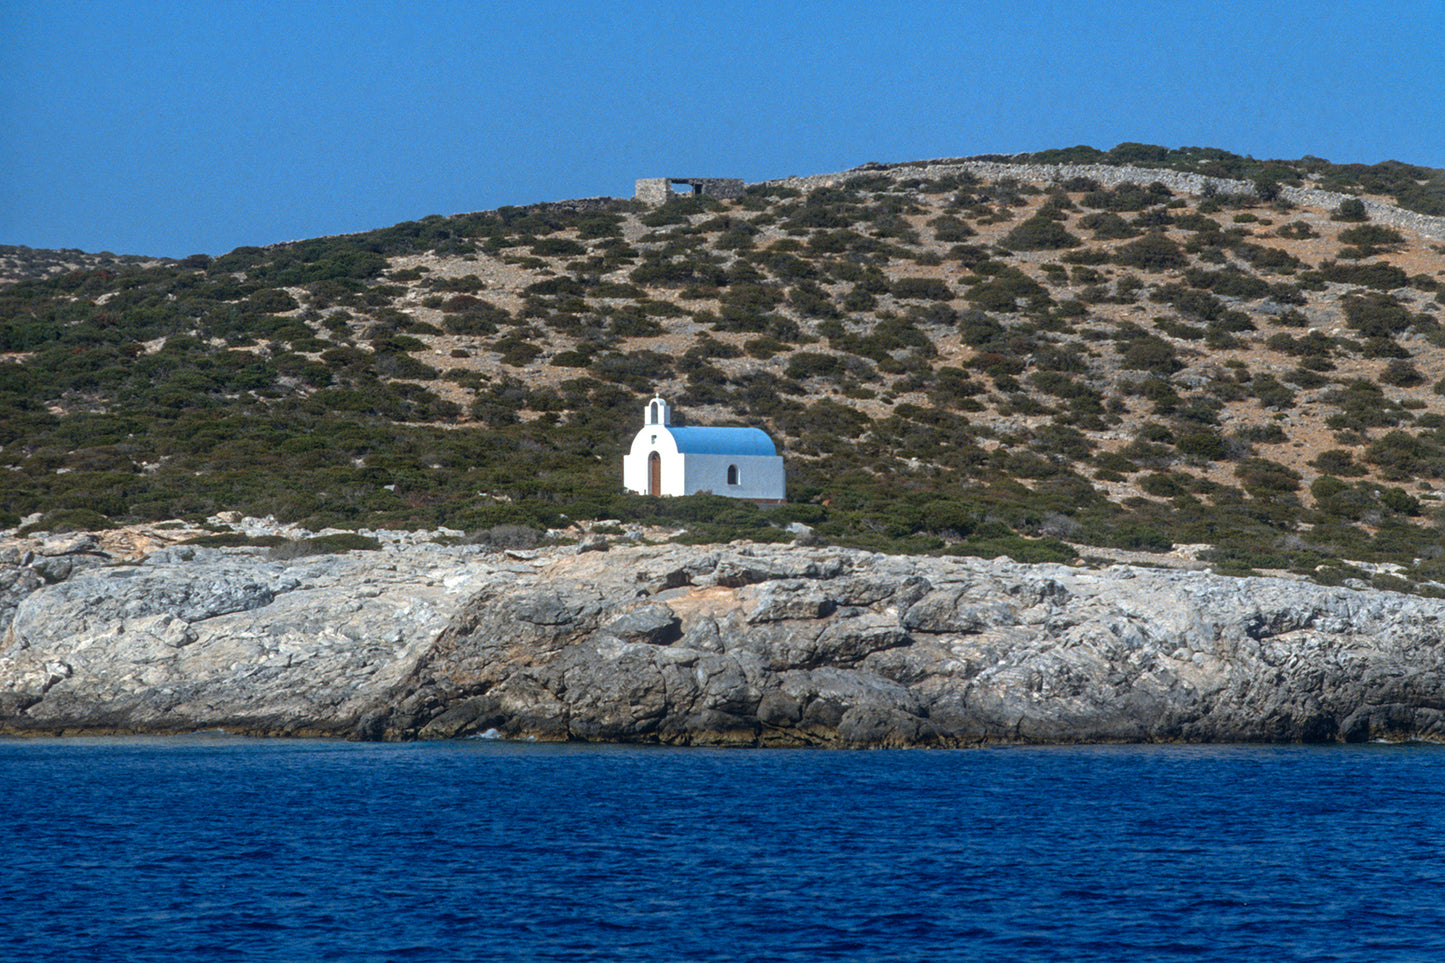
[[666, 426, 777, 456]]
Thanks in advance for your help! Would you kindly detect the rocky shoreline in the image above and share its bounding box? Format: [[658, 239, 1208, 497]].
[[3, 529, 1444, 746]]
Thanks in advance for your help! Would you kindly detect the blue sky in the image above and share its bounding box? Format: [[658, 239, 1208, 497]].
[[3, 0, 1442, 258]]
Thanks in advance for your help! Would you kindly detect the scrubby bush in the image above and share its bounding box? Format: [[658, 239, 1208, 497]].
[[1235, 423, 1288, 445], [1236, 242, 1302, 274], [1000, 216, 1080, 251], [1250, 375, 1296, 409], [269, 533, 381, 559], [1343, 292, 1412, 337], [928, 215, 974, 242], [1338, 224, 1404, 251], [1113, 234, 1186, 271], [1175, 431, 1227, 460], [530, 237, 586, 257], [1276, 221, 1317, 239], [1081, 180, 1173, 211], [1078, 211, 1139, 239], [1332, 198, 1368, 221], [1121, 337, 1180, 374], [16, 508, 117, 534], [1380, 359, 1423, 387], [1235, 458, 1301, 493], [1318, 261, 1410, 290], [891, 277, 955, 301], [1140, 472, 1185, 497], [1311, 449, 1367, 477], [1365, 430, 1443, 480], [785, 351, 846, 381]]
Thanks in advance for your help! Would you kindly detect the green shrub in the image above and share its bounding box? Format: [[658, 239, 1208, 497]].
[[891, 277, 955, 301], [785, 351, 846, 381], [1332, 198, 1368, 221], [1100, 523, 1173, 552], [1380, 486, 1421, 515], [1140, 472, 1185, 496], [788, 282, 840, 318], [268, 533, 381, 559], [1121, 337, 1180, 374], [17, 507, 117, 534], [1234, 423, 1288, 444], [1372, 573, 1414, 594], [944, 534, 1077, 564], [1310, 449, 1367, 476], [1250, 375, 1296, 409], [958, 312, 1004, 346], [1343, 292, 1412, 337], [182, 532, 290, 548], [1276, 221, 1317, 239], [249, 288, 300, 313], [1380, 359, 1423, 387], [566, 215, 625, 242], [928, 215, 975, 242], [842, 286, 878, 311], [1319, 261, 1409, 290], [999, 216, 1080, 251], [1235, 458, 1301, 493], [1310, 475, 1350, 501], [441, 302, 509, 336], [1078, 211, 1139, 239], [1114, 234, 1186, 271], [1081, 180, 1172, 210], [743, 337, 787, 359], [1365, 430, 1443, 480], [1093, 451, 1138, 474], [1176, 431, 1227, 459], [530, 237, 586, 257], [1338, 223, 1404, 251], [1235, 243, 1302, 274], [1321, 380, 1406, 431]]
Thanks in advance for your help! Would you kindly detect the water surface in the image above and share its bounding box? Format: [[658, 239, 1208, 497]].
[[2, 738, 1441, 961]]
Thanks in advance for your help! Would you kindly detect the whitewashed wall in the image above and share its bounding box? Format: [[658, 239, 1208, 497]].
[[623, 440, 688, 496], [683, 452, 785, 501]]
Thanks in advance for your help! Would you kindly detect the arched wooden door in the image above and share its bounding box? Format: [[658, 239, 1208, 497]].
[[648, 452, 661, 496]]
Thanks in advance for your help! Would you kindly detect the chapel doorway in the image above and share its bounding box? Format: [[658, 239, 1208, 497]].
[[649, 452, 661, 496]]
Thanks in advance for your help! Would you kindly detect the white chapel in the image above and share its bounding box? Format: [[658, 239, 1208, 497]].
[[623, 396, 786, 504]]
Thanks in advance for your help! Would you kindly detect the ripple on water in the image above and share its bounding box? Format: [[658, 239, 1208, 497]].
[[2, 739, 1443, 962]]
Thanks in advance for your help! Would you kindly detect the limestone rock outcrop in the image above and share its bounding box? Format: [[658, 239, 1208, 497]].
[[4, 538, 1444, 745], [0, 540, 509, 736]]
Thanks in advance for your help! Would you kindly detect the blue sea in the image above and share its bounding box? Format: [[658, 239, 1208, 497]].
[[1, 739, 1442, 962]]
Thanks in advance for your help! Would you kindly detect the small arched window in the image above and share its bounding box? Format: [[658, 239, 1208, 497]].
[[726, 465, 740, 486], [649, 401, 659, 424]]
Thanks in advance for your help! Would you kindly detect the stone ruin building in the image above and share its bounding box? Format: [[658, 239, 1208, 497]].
[[634, 177, 745, 204]]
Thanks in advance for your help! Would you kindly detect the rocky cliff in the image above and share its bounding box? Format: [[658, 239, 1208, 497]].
[[3, 535, 1443, 745]]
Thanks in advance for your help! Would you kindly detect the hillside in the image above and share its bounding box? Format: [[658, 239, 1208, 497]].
[[0, 244, 175, 287], [3, 144, 1445, 590]]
